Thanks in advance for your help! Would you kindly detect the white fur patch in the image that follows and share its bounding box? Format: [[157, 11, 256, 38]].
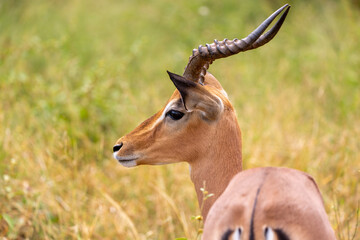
[[215, 95, 224, 113], [152, 99, 177, 128], [119, 160, 137, 168], [113, 151, 119, 160], [265, 227, 274, 240], [113, 151, 138, 168], [220, 89, 229, 99], [232, 227, 242, 240]]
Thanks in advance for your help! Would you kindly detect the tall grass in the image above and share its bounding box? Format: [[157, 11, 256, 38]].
[[0, 0, 359, 239]]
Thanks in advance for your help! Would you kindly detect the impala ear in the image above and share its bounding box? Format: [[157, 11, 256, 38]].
[[167, 71, 223, 121]]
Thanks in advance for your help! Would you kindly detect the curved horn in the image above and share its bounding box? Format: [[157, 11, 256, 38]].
[[183, 4, 291, 84]]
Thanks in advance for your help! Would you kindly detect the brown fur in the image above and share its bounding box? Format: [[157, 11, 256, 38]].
[[202, 167, 336, 240]]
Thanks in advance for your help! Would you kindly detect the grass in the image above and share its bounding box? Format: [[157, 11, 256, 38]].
[[0, 0, 359, 239]]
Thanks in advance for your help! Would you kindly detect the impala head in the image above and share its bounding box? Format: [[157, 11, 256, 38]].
[[113, 4, 290, 168], [113, 71, 231, 168]]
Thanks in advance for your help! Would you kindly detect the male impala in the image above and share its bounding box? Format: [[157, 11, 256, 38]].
[[113, 4, 336, 239]]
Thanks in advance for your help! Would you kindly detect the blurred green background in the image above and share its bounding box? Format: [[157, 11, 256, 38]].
[[0, 0, 359, 239]]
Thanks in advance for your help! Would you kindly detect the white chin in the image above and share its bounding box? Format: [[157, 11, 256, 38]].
[[119, 160, 137, 168], [113, 152, 138, 168]]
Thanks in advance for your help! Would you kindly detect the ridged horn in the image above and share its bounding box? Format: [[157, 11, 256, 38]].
[[183, 4, 291, 84]]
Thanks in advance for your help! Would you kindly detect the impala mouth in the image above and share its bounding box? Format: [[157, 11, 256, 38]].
[[113, 152, 139, 167]]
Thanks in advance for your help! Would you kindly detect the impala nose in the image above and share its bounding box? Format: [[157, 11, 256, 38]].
[[113, 142, 123, 152]]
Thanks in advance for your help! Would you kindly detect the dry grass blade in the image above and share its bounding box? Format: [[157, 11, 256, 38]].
[[101, 192, 140, 240], [152, 185, 191, 239], [351, 202, 359, 240]]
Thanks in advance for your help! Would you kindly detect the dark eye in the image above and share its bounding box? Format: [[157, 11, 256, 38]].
[[166, 110, 184, 120]]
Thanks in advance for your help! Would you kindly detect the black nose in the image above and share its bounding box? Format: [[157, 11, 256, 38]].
[[113, 142, 123, 152]]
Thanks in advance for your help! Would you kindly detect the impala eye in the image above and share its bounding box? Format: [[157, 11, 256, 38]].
[[166, 110, 184, 120]]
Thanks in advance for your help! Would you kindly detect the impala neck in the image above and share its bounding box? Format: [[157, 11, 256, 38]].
[[189, 113, 242, 220]]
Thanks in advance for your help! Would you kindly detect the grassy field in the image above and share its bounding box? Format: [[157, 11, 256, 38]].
[[0, 0, 359, 239]]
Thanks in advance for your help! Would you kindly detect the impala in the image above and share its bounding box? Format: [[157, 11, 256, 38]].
[[113, 4, 336, 239], [202, 167, 336, 240]]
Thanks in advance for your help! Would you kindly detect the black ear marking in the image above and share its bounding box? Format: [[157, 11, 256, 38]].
[[274, 228, 290, 240], [264, 227, 273, 240], [221, 227, 242, 240], [167, 71, 197, 109], [221, 228, 233, 240], [264, 227, 290, 240]]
